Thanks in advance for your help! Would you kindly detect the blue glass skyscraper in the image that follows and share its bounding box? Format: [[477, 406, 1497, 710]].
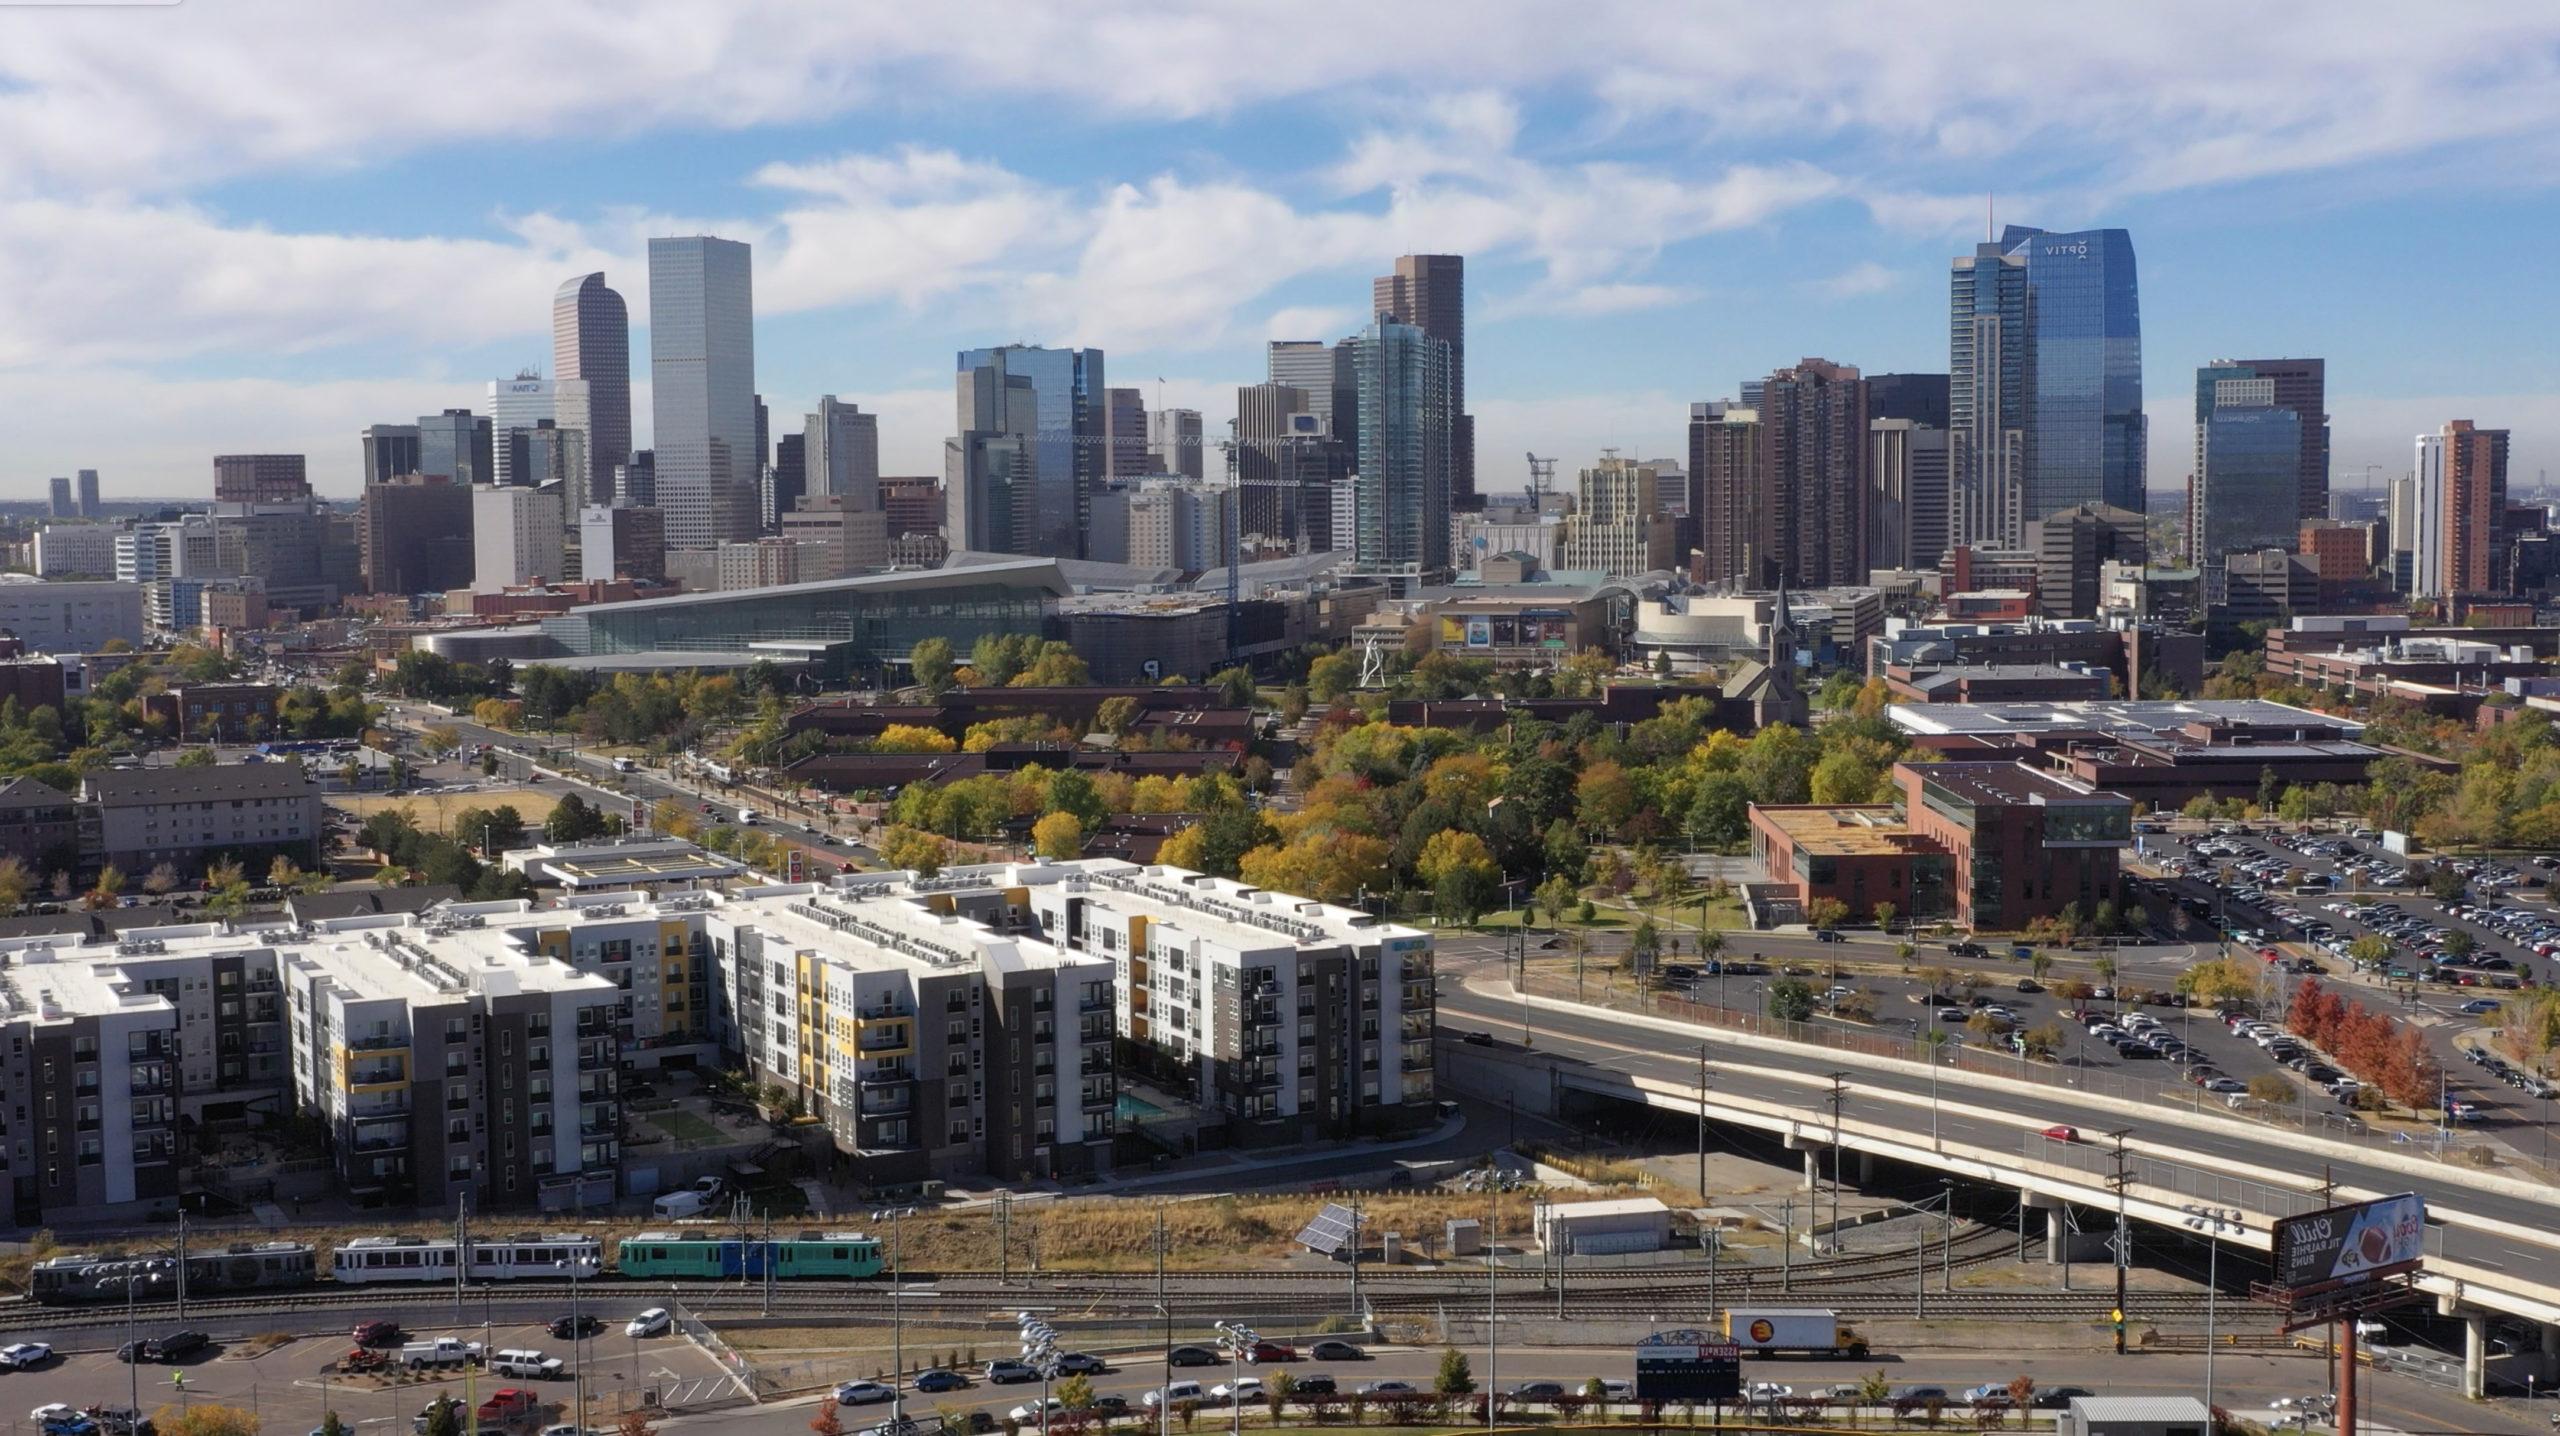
[[1352, 317, 1452, 586], [1950, 225, 2145, 543], [2003, 224, 2145, 518]]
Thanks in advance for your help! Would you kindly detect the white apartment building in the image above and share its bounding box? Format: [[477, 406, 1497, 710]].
[[1013, 859, 1436, 1143], [0, 943, 180, 1224], [33, 524, 119, 579], [473, 483, 567, 592]]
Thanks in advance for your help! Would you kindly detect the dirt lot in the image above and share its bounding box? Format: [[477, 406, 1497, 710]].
[[330, 788, 561, 828]]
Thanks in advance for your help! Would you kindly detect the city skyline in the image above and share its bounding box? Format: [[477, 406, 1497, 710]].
[[1, 4, 2555, 500]]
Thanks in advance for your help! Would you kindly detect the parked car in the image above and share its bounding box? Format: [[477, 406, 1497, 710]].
[[835, 1383, 895, 1406], [0, 1343, 52, 1370], [1243, 1341, 1297, 1365], [983, 1360, 1038, 1385], [1290, 1376, 1338, 1398], [1508, 1382, 1569, 1404], [1166, 1346, 1221, 1368], [548, 1316, 603, 1341], [1054, 1353, 1106, 1375], [1307, 1340, 1365, 1362], [625, 1309, 671, 1338], [1210, 1379, 1263, 1405], [2039, 1125, 2082, 1143], [1355, 1382, 1417, 1397], [352, 1322, 402, 1347], [912, 1370, 968, 1394]]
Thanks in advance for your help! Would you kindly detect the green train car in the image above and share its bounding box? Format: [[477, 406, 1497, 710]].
[[617, 1231, 885, 1279]]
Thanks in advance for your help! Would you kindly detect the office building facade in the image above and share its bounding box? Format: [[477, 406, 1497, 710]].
[[2427, 419, 2510, 598], [804, 396, 881, 508], [553, 272, 632, 507], [1235, 382, 1310, 539], [418, 409, 494, 487], [1690, 400, 1763, 586], [473, 484, 567, 592], [1147, 409, 1204, 480], [1868, 419, 1951, 574], [2191, 371, 2303, 599], [360, 424, 422, 485], [1104, 386, 1149, 479], [212, 454, 310, 505], [950, 345, 1106, 560], [2215, 357, 2327, 524], [577, 504, 666, 585], [648, 236, 760, 551], [359, 475, 475, 595], [486, 372, 555, 487], [1560, 456, 1665, 577]]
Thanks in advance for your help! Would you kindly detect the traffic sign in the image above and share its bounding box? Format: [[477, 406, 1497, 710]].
[[1635, 1330, 1741, 1402]]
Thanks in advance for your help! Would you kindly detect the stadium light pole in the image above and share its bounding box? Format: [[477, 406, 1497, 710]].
[[875, 1207, 914, 1424]]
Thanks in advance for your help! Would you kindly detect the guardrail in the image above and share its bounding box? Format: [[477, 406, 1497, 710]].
[[1556, 977, 2524, 1176]]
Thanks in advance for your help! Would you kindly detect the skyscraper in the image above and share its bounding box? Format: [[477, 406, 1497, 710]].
[[1949, 225, 2144, 541], [946, 356, 1038, 555], [769, 433, 805, 530], [1235, 382, 1310, 538], [950, 345, 1105, 558], [2431, 419, 2510, 597], [1268, 340, 1358, 435], [74, 470, 99, 518], [648, 236, 759, 550], [1372, 255, 1472, 509], [359, 474, 474, 595], [804, 396, 881, 510], [360, 424, 422, 484], [2217, 357, 2328, 523], [417, 410, 492, 486], [1869, 419, 1951, 573], [1688, 401, 1763, 586], [486, 370, 554, 486], [1867, 373, 1951, 430], [1757, 358, 1869, 587], [46, 478, 72, 517], [1148, 409, 1203, 480], [553, 272, 632, 506], [1948, 240, 2027, 547], [1350, 317, 1452, 585], [1104, 387, 1149, 479], [212, 454, 310, 504], [2190, 365, 2304, 599]]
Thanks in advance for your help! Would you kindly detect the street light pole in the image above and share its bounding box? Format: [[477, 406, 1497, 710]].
[[876, 1207, 913, 1424], [558, 1254, 596, 1435]]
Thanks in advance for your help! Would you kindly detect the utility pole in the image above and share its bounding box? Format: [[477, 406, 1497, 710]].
[[1824, 1072, 1849, 1245], [1486, 1192, 1499, 1433], [1157, 1203, 1172, 1436], [998, 1192, 1011, 1286], [1698, 1040, 1715, 1319], [174, 1211, 188, 1319], [453, 1193, 468, 1326], [761, 1209, 775, 1317], [2106, 1129, 2133, 1355], [1781, 1198, 1792, 1293]]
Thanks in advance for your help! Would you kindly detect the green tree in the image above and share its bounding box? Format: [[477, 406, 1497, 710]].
[[1534, 872, 1575, 928], [1767, 977, 1816, 1023], [2347, 934, 2392, 968], [1872, 901, 1898, 934], [1057, 1376, 1096, 1413], [175, 746, 217, 767], [1433, 1348, 1475, 1396], [1211, 666, 1258, 708], [1806, 896, 1849, 933], [420, 1399, 462, 1436], [1094, 695, 1142, 737], [911, 637, 956, 696]]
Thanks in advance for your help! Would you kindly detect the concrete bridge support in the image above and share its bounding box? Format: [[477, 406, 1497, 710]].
[[2463, 1311, 2488, 1401], [2018, 1190, 2067, 1267], [2543, 1323, 2560, 1387]]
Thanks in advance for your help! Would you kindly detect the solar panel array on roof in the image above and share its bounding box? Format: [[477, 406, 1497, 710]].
[[1296, 1202, 1359, 1256]]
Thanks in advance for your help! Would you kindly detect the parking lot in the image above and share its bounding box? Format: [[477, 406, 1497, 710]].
[[0, 1317, 726, 1436]]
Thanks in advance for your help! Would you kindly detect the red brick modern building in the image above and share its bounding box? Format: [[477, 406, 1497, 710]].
[[1749, 760, 2133, 930]]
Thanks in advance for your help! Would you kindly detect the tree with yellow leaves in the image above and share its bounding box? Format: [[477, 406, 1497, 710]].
[[874, 724, 958, 754], [1031, 810, 1085, 859]]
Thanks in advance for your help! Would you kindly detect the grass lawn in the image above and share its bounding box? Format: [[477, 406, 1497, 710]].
[[644, 1107, 729, 1148], [331, 786, 561, 829]]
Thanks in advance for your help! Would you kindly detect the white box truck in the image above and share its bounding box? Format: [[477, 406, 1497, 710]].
[[1721, 1308, 1864, 1358]]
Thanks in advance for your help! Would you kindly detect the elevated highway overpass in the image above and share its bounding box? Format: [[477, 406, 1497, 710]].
[[1441, 979, 2560, 1399]]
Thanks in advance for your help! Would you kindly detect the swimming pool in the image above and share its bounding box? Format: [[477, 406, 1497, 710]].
[[1115, 1093, 1170, 1122]]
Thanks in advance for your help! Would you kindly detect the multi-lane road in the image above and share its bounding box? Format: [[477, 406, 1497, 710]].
[[1429, 942, 2560, 1321]]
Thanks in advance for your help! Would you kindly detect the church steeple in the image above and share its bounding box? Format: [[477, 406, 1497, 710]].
[[1767, 573, 1796, 672]]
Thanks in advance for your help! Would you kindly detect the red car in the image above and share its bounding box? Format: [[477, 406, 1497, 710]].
[[477, 1390, 537, 1422], [2039, 1125, 2082, 1143], [351, 1321, 401, 1347], [1243, 1341, 1298, 1364]]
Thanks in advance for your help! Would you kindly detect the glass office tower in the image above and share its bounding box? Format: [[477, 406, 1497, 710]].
[[953, 345, 1106, 560], [2003, 225, 2145, 518], [1948, 241, 2027, 546], [649, 236, 758, 551], [1352, 318, 1453, 586]]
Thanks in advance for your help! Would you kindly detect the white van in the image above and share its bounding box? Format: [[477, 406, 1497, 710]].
[[737, 807, 760, 825], [651, 1189, 709, 1220]]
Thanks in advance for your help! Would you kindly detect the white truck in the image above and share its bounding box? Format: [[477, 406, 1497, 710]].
[[1721, 1307, 1865, 1358], [401, 1337, 485, 1369], [736, 807, 760, 825], [651, 1190, 709, 1220], [613, 757, 637, 773]]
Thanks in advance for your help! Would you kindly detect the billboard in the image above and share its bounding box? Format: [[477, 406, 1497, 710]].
[[1635, 1331, 1741, 1402], [2272, 1193, 2426, 1295]]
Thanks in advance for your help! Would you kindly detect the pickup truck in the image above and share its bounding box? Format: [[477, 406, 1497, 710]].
[[401, 1338, 485, 1369]]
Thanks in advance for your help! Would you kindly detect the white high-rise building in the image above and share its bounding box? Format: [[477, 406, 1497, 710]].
[[486, 372, 555, 487], [473, 484, 565, 592], [648, 236, 758, 551], [2411, 433, 2447, 600]]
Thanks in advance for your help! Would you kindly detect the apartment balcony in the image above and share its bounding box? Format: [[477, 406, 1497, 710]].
[[858, 1066, 915, 1089], [346, 1063, 405, 1089], [1079, 1088, 1113, 1110], [1080, 990, 1112, 1012], [864, 1088, 913, 1115], [577, 1042, 613, 1071], [346, 1033, 407, 1054], [579, 1121, 617, 1140], [857, 1030, 912, 1055]]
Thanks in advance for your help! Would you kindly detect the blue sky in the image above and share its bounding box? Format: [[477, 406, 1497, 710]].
[[1, 1, 2555, 503]]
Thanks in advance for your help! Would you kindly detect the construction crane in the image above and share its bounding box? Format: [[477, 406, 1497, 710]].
[[1525, 451, 1557, 505]]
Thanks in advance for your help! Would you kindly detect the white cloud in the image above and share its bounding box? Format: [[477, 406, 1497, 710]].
[[1264, 307, 1360, 343], [1810, 260, 1899, 300]]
